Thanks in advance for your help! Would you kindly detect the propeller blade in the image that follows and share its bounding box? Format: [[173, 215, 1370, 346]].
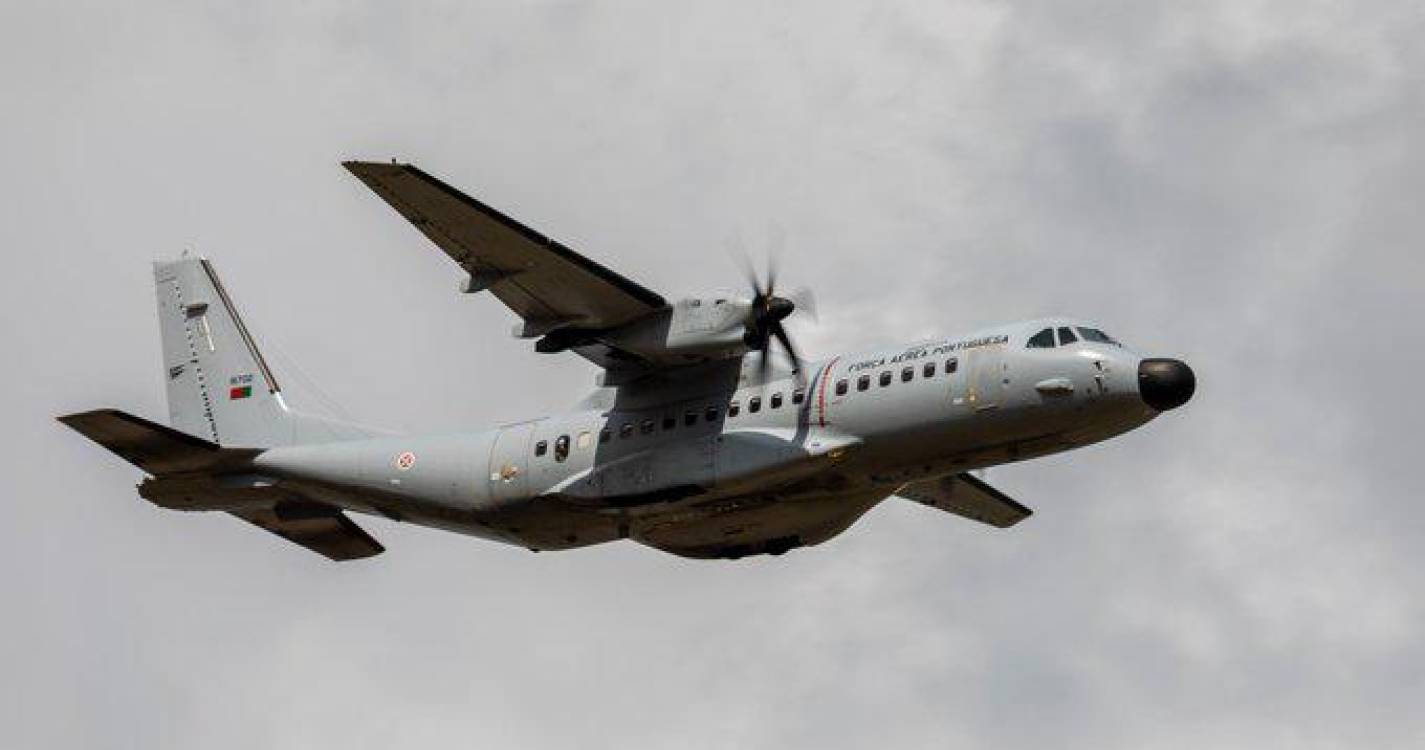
[[767, 223, 785, 275], [728, 235, 762, 297], [765, 252, 778, 298], [786, 286, 817, 322], [772, 323, 803, 380]]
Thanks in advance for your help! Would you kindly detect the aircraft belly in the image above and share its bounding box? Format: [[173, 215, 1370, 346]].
[[631, 489, 889, 559], [478, 498, 626, 551]]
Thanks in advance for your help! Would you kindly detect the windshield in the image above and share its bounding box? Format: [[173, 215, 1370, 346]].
[[1077, 327, 1120, 346]]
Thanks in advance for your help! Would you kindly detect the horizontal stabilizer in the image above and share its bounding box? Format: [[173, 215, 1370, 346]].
[[897, 473, 1032, 528], [58, 409, 257, 476], [231, 502, 384, 561]]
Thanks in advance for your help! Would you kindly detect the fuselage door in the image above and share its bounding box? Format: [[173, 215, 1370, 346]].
[[489, 422, 535, 501], [966, 345, 1007, 411]]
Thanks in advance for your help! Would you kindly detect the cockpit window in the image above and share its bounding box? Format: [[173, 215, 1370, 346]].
[[1027, 328, 1056, 348], [1057, 326, 1077, 345], [1077, 327, 1120, 345]]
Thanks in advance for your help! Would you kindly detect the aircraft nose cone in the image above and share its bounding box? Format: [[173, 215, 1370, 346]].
[[1138, 358, 1196, 411]]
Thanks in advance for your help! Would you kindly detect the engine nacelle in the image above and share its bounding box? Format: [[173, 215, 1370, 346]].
[[600, 297, 752, 364]]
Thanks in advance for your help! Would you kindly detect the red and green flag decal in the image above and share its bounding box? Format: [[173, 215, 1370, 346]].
[[229, 385, 252, 400]]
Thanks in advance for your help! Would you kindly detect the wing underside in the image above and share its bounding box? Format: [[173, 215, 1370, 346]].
[[896, 473, 1033, 528], [344, 161, 666, 335]]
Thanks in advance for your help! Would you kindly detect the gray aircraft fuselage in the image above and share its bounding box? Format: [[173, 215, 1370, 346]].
[[61, 163, 1196, 561], [243, 318, 1183, 558]]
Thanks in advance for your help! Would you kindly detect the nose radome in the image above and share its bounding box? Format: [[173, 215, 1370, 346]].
[[1138, 358, 1196, 411]]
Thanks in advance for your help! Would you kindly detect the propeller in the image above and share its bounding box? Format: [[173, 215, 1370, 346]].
[[739, 254, 815, 384]]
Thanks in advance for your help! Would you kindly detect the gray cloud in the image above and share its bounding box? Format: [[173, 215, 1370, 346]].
[[3, 1, 1422, 747]]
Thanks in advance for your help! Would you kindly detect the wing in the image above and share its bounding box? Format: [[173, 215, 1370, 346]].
[[230, 502, 384, 561], [344, 161, 666, 337], [896, 473, 1032, 528]]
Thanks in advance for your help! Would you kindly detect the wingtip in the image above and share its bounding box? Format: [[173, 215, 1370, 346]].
[[56, 408, 116, 426], [342, 158, 412, 174]]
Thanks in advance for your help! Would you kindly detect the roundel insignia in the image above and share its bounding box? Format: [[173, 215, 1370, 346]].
[[394, 451, 416, 471]]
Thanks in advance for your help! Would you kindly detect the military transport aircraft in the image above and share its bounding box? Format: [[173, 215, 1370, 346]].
[[59, 161, 1195, 561]]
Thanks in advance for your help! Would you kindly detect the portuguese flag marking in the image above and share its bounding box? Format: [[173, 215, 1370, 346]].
[[229, 385, 252, 400]]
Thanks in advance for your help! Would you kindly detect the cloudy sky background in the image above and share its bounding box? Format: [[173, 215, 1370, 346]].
[[3, 1, 1422, 747]]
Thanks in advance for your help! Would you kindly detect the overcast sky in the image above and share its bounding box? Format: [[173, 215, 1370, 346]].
[[3, 1, 1423, 748]]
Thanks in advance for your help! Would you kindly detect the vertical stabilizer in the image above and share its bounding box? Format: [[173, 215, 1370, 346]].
[[155, 257, 288, 446], [154, 257, 372, 447]]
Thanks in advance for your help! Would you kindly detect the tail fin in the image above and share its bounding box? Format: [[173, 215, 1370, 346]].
[[155, 257, 371, 447]]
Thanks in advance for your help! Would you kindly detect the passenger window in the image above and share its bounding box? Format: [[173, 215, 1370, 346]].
[[901, 366, 913, 383], [729, 400, 740, 417], [923, 361, 935, 378], [749, 396, 762, 413], [599, 429, 611, 444], [640, 419, 654, 435], [554, 435, 570, 462], [1027, 328, 1055, 348], [857, 374, 870, 391], [535, 440, 548, 457], [684, 410, 698, 426], [879, 371, 892, 387], [945, 358, 958, 374], [835, 379, 848, 396], [705, 405, 719, 422], [620, 423, 634, 439], [770, 392, 783, 409], [792, 389, 805, 405], [662, 415, 676, 431], [1057, 326, 1078, 345]]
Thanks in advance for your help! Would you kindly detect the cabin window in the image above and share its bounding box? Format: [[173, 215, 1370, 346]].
[[599, 429, 611, 444], [770, 392, 783, 409], [835, 379, 848, 396], [662, 415, 676, 431], [577, 431, 593, 449], [749, 396, 762, 413], [857, 374, 870, 391], [534, 440, 548, 457], [945, 358, 958, 374], [1027, 328, 1056, 348], [901, 366, 914, 383], [684, 410, 698, 426], [729, 400, 740, 417], [554, 435, 570, 462], [792, 389, 805, 405], [640, 419, 654, 435], [620, 423, 634, 439], [1057, 326, 1078, 345], [879, 370, 892, 387], [923, 361, 936, 378], [706, 405, 719, 422]]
